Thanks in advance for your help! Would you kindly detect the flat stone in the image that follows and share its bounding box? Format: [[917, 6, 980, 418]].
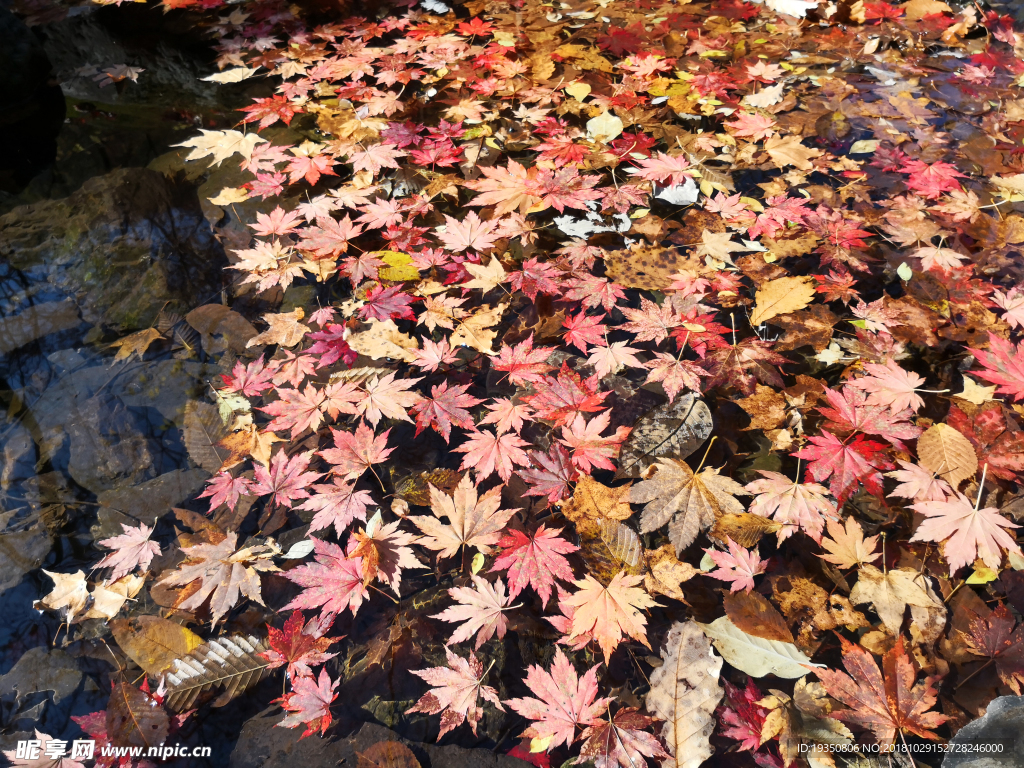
[[229, 714, 530, 768], [94, 467, 209, 533], [944, 695, 1024, 768]]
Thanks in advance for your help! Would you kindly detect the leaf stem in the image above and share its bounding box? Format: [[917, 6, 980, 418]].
[[976, 463, 988, 512], [695, 436, 718, 474]]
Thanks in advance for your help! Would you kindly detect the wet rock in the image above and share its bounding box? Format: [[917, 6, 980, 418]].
[[0, 300, 82, 355], [66, 392, 156, 493], [93, 467, 209, 535], [0, 7, 65, 193], [0, 647, 83, 734], [229, 713, 530, 768], [0, 167, 227, 330], [943, 695, 1024, 768], [0, 513, 52, 593]]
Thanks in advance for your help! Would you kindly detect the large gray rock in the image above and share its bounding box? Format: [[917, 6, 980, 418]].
[[0, 167, 227, 330], [943, 695, 1024, 768], [229, 714, 530, 768], [66, 392, 156, 493]]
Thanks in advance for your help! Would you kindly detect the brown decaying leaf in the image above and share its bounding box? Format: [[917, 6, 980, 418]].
[[247, 308, 310, 348], [561, 475, 633, 537], [110, 327, 163, 362], [736, 384, 789, 431], [709, 512, 783, 549], [107, 682, 169, 749], [110, 616, 205, 676], [917, 422, 978, 488], [723, 590, 794, 643], [356, 741, 421, 768], [769, 304, 839, 352], [182, 400, 232, 473], [615, 393, 714, 479], [749, 276, 816, 326]]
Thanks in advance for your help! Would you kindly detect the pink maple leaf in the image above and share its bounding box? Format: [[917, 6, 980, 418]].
[[432, 575, 515, 649], [644, 353, 708, 402], [492, 335, 555, 385], [251, 451, 322, 508], [95, 522, 162, 582], [519, 445, 579, 505], [319, 424, 393, 479], [626, 151, 693, 186], [509, 258, 565, 302], [968, 333, 1024, 402], [199, 471, 254, 513], [296, 215, 363, 257], [816, 386, 922, 451], [283, 538, 369, 620], [406, 648, 504, 737], [274, 668, 339, 738], [558, 411, 630, 474], [745, 470, 836, 544], [260, 384, 326, 438], [437, 211, 499, 253], [491, 525, 578, 606], [910, 491, 1022, 575], [355, 372, 423, 427], [299, 477, 374, 538], [455, 429, 531, 482], [522, 363, 610, 428], [286, 153, 338, 186], [705, 538, 766, 593], [562, 312, 607, 353], [221, 357, 275, 397], [252, 207, 304, 237], [348, 143, 407, 176], [846, 360, 926, 412]]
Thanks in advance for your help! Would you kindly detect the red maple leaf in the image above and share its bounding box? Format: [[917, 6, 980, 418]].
[[274, 668, 339, 738], [947, 403, 1024, 482], [221, 357, 275, 396], [491, 525, 578, 606], [251, 451, 322, 508], [492, 335, 556, 385], [522, 362, 610, 427], [297, 215, 364, 257], [509, 257, 565, 302], [410, 381, 482, 442], [359, 284, 417, 322], [900, 159, 965, 199], [961, 604, 1024, 694], [286, 153, 338, 186], [199, 471, 254, 513], [968, 333, 1024, 402], [578, 708, 668, 768], [518, 444, 579, 505], [792, 431, 892, 503], [816, 386, 922, 450], [319, 424, 393, 479], [562, 312, 607, 353], [261, 610, 338, 680], [815, 635, 947, 746], [240, 95, 301, 129], [283, 538, 369, 621], [718, 678, 768, 751], [305, 324, 358, 369], [701, 338, 790, 396]]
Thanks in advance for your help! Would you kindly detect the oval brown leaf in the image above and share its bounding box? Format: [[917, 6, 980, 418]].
[[723, 590, 794, 644], [356, 741, 421, 768], [710, 513, 783, 549], [616, 394, 713, 479]]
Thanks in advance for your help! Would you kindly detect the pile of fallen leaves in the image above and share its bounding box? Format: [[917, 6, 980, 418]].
[[20, 0, 1024, 765]]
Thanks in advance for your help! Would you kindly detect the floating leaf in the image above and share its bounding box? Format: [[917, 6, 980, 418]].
[[699, 616, 821, 678]]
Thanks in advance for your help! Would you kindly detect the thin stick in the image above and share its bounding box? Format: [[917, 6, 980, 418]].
[[695, 436, 718, 474]]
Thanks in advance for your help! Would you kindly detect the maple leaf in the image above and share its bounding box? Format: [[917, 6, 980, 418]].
[[157, 531, 278, 625], [173, 129, 267, 166], [411, 337, 461, 372], [626, 152, 693, 186], [463, 257, 508, 292], [588, 341, 643, 378], [558, 411, 631, 474], [631, 459, 749, 554], [348, 516, 424, 593], [910, 491, 1022, 575], [438, 211, 499, 252], [620, 297, 682, 344], [578, 708, 669, 768], [816, 386, 922, 451], [947, 404, 1024, 482], [815, 636, 947, 746], [792, 431, 892, 503], [509, 257, 565, 302], [993, 287, 1024, 329], [410, 381, 483, 442], [968, 333, 1024, 402], [433, 575, 515, 649], [522, 363, 610, 428], [961, 604, 1024, 695], [240, 95, 300, 129], [355, 372, 423, 427], [406, 647, 504, 737], [275, 668, 339, 738], [900, 159, 964, 199], [299, 477, 373, 538], [199, 471, 254, 513], [719, 678, 768, 751], [95, 522, 161, 582], [886, 460, 952, 503], [644, 353, 709, 402], [563, 571, 660, 663], [491, 335, 555, 385], [221, 357, 275, 396], [479, 397, 533, 435], [348, 143, 407, 176], [705, 539, 766, 593], [818, 517, 881, 570], [319, 424, 393, 480], [251, 450, 322, 508], [282, 538, 369, 621], [359, 284, 417, 322], [562, 311, 606, 353], [252, 206, 303, 237], [454, 428, 531, 482], [296, 215, 364, 257], [701, 338, 790, 396], [410, 473, 518, 558], [261, 610, 338, 680], [506, 646, 612, 749], [3, 730, 88, 768], [725, 111, 776, 140], [260, 385, 326, 438], [491, 525, 578, 606], [846, 360, 926, 412], [518, 444, 579, 505], [745, 470, 836, 544]]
